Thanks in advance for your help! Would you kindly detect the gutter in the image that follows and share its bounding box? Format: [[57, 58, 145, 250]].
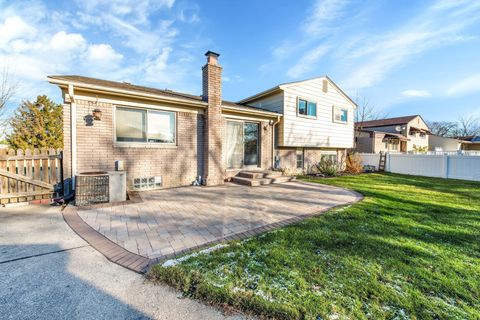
[[221, 105, 281, 117], [47, 78, 208, 108], [67, 84, 77, 191], [271, 115, 281, 169], [238, 86, 281, 104]]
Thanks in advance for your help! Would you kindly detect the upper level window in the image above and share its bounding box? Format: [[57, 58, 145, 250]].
[[333, 107, 348, 123], [116, 107, 175, 144], [298, 98, 317, 117]]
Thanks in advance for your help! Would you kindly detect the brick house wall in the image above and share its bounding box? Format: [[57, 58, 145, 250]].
[[63, 97, 204, 190], [276, 147, 347, 174]]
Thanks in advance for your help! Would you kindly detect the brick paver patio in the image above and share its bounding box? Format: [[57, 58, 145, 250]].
[[78, 181, 361, 261]]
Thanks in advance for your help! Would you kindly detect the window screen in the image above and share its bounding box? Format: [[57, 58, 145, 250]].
[[116, 107, 147, 142]]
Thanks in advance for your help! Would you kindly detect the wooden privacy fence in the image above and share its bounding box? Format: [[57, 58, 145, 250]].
[[0, 148, 63, 204]]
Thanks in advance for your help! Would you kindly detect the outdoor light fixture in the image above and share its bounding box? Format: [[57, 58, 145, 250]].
[[92, 108, 102, 120], [84, 114, 94, 126], [269, 120, 274, 125]]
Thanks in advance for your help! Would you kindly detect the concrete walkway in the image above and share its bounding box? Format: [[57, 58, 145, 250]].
[[0, 204, 246, 320], [78, 182, 362, 262]]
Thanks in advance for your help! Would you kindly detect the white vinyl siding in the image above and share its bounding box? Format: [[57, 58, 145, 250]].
[[248, 92, 284, 145], [406, 116, 430, 151], [247, 92, 283, 113], [282, 78, 354, 148]]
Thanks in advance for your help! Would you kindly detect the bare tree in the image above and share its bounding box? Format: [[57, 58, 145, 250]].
[[456, 115, 479, 137], [354, 95, 388, 130], [426, 121, 458, 137], [0, 64, 17, 139]]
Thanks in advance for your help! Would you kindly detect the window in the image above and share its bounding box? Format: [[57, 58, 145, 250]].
[[296, 150, 304, 169], [391, 141, 399, 151], [116, 108, 146, 142], [298, 98, 317, 117], [322, 153, 337, 163], [333, 107, 348, 123], [115, 107, 175, 144]]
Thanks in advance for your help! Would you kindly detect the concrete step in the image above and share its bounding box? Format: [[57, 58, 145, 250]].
[[237, 170, 283, 179], [231, 175, 296, 187]]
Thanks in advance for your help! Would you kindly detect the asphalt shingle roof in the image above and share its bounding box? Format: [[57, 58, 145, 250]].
[[48, 75, 281, 115], [355, 115, 419, 128]]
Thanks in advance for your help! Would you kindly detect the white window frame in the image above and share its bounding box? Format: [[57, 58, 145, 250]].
[[113, 105, 177, 147], [332, 106, 348, 124], [296, 97, 317, 119], [296, 149, 304, 169]]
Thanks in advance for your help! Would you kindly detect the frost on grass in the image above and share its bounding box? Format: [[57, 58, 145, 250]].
[[162, 244, 228, 267]]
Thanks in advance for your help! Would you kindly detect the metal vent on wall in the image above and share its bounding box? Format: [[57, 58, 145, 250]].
[[132, 176, 162, 190]]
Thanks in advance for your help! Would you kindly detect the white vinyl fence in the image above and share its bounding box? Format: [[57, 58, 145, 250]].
[[359, 153, 480, 182]]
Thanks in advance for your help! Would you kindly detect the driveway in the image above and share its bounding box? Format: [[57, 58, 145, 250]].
[[78, 182, 361, 261], [0, 204, 246, 320]]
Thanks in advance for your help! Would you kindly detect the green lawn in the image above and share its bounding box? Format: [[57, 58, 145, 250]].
[[149, 173, 480, 319]]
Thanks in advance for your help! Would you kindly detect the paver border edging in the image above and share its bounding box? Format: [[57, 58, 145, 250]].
[[62, 205, 150, 273]]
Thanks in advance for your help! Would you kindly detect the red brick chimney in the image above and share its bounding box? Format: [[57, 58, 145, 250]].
[[202, 51, 224, 186]]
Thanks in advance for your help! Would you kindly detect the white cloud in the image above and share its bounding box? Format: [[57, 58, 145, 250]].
[[401, 90, 431, 98], [85, 44, 123, 72], [0, 16, 36, 46], [342, 0, 480, 89], [103, 15, 178, 53], [262, 0, 350, 76], [302, 0, 349, 36], [0, 0, 203, 106], [287, 44, 331, 78], [86, 44, 123, 62], [49, 31, 86, 52], [78, 0, 175, 25], [447, 73, 480, 96]]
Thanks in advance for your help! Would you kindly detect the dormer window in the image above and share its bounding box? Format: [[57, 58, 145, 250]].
[[298, 98, 317, 117]]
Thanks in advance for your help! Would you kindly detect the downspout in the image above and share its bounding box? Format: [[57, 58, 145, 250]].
[[68, 84, 77, 190], [271, 115, 281, 169]]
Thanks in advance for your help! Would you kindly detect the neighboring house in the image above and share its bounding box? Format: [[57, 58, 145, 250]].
[[428, 135, 463, 152], [354, 115, 430, 153], [49, 51, 356, 192], [455, 136, 480, 151]]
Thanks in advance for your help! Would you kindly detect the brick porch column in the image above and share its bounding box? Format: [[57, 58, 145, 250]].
[[202, 51, 224, 186]]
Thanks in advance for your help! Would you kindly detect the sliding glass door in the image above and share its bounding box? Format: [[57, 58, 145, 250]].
[[226, 121, 259, 169]]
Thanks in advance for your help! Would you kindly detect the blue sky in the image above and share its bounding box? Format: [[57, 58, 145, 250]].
[[1, 0, 480, 121]]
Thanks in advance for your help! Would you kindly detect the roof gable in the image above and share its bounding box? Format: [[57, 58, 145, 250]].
[[356, 115, 420, 128], [238, 76, 356, 108], [279, 76, 356, 107]]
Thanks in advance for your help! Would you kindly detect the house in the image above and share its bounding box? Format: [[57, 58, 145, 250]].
[[354, 115, 430, 153], [428, 135, 463, 152], [455, 136, 480, 151], [48, 51, 356, 192]]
